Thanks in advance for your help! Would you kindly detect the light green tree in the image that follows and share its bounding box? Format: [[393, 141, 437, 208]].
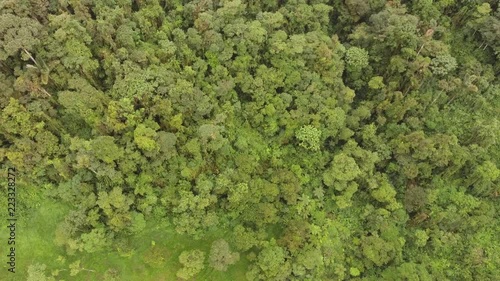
[[177, 249, 205, 280], [345, 47, 369, 71], [295, 125, 321, 151]]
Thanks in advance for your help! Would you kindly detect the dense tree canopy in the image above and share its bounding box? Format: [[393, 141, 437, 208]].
[[1, 0, 499, 280]]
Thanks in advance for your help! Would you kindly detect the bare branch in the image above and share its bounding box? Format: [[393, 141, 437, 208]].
[[21, 48, 39, 68]]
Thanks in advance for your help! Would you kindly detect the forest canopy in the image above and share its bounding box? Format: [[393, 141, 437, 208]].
[[1, 0, 499, 280]]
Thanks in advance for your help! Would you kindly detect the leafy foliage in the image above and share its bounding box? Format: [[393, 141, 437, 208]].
[[1, 0, 499, 280]]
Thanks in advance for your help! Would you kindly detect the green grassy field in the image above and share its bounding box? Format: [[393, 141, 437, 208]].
[[2, 185, 248, 281]]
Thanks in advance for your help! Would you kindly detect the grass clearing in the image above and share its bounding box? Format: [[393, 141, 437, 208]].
[[3, 190, 249, 281]]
